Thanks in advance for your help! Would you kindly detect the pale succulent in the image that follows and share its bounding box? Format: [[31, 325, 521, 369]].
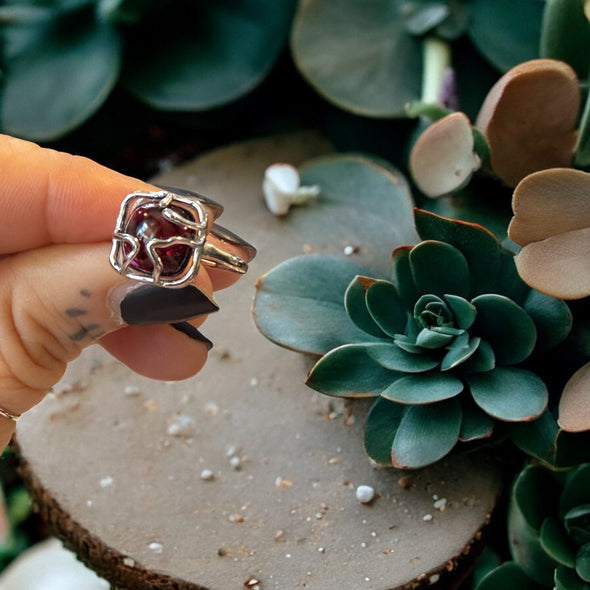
[[304, 209, 572, 469]]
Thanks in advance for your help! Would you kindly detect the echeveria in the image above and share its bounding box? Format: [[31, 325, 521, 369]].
[[305, 210, 571, 469], [476, 463, 590, 590]]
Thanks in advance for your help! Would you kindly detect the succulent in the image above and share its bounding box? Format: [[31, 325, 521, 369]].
[[476, 463, 590, 590], [0, 0, 296, 141]]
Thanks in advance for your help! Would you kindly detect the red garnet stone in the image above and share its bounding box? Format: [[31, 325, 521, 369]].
[[124, 203, 197, 278]]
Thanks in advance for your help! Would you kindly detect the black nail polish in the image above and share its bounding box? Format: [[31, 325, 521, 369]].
[[212, 223, 257, 262], [120, 285, 219, 326], [171, 322, 213, 350]]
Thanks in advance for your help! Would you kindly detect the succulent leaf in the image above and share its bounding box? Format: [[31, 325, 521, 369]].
[[560, 465, 590, 519], [576, 543, 590, 582], [467, 367, 548, 422], [380, 373, 464, 404], [363, 397, 405, 466], [472, 294, 537, 365], [459, 399, 494, 441], [306, 343, 400, 397], [475, 562, 542, 590], [390, 398, 462, 469], [461, 339, 496, 373], [564, 505, 590, 547], [392, 246, 421, 310], [540, 517, 577, 568], [365, 280, 409, 337], [345, 276, 389, 338], [409, 240, 470, 299], [555, 564, 589, 590], [441, 336, 481, 371], [367, 343, 439, 373], [414, 209, 502, 296], [444, 294, 477, 330], [415, 328, 455, 348]]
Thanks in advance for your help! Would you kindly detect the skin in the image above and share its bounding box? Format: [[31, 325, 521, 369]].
[[0, 134, 248, 450]]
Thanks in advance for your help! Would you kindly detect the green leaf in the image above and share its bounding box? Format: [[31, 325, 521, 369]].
[[576, 70, 590, 168], [462, 339, 496, 373], [390, 398, 462, 468], [497, 248, 531, 305], [467, 367, 548, 422], [444, 294, 477, 329], [345, 276, 388, 338], [540, 517, 576, 568], [523, 289, 573, 354], [295, 155, 418, 276], [540, 0, 590, 79], [392, 246, 421, 310], [253, 255, 377, 355], [409, 241, 470, 298], [555, 565, 590, 590], [561, 465, 590, 519], [468, 0, 544, 72], [381, 372, 463, 404], [415, 327, 454, 348], [577, 544, 590, 582], [364, 396, 405, 466], [475, 562, 543, 590], [367, 343, 439, 373], [291, 0, 422, 116], [306, 343, 398, 397], [565, 506, 590, 546], [366, 280, 409, 337], [413, 209, 502, 296], [1, 20, 121, 141], [513, 464, 561, 532], [441, 335, 481, 371], [459, 398, 494, 441], [125, 0, 296, 110], [472, 294, 537, 365]]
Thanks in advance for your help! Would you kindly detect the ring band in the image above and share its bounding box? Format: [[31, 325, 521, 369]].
[[110, 189, 255, 288], [0, 407, 20, 423]]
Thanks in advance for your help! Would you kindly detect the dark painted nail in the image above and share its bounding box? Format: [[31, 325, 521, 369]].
[[171, 322, 213, 350], [120, 285, 219, 326]]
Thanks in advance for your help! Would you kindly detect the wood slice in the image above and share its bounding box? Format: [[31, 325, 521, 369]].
[[15, 131, 502, 590]]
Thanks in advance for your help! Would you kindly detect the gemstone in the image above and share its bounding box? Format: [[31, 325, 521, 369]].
[[124, 203, 196, 277]]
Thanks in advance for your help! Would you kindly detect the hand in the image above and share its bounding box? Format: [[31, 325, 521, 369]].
[[0, 134, 253, 450]]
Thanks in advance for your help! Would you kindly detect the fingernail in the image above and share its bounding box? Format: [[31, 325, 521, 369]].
[[212, 223, 257, 262], [113, 284, 219, 326], [171, 322, 213, 350]]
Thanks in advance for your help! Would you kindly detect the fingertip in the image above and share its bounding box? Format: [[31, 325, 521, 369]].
[[99, 324, 209, 381]]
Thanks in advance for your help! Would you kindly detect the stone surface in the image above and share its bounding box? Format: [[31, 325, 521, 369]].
[[15, 131, 502, 590]]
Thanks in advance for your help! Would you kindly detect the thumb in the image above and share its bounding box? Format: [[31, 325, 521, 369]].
[[0, 241, 217, 448]]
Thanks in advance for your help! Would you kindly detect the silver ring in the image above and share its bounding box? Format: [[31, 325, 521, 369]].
[[110, 189, 254, 288]]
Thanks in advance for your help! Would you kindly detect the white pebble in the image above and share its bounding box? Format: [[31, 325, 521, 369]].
[[229, 456, 242, 470], [433, 498, 447, 511], [355, 485, 375, 504], [166, 414, 196, 437], [423, 513, 433, 522], [122, 557, 135, 567], [99, 476, 113, 489], [200, 469, 215, 481], [148, 542, 163, 554], [123, 385, 141, 397]]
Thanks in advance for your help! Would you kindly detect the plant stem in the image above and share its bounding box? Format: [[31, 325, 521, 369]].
[[421, 36, 451, 105]]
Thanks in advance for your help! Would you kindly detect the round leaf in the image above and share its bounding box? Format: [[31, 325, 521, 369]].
[[441, 336, 481, 371], [459, 399, 494, 442], [124, 0, 296, 110], [444, 294, 477, 329], [476, 562, 542, 590], [390, 398, 462, 469], [253, 255, 376, 355], [467, 367, 548, 422], [306, 343, 399, 397], [291, 0, 422, 116], [409, 240, 470, 298], [555, 565, 590, 590], [560, 465, 590, 518], [381, 373, 464, 404], [468, 0, 544, 72], [560, 362, 590, 433], [1, 21, 121, 141], [472, 294, 537, 365]]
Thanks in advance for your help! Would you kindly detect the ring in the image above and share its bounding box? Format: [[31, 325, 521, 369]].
[[0, 406, 20, 423], [110, 188, 255, 288]]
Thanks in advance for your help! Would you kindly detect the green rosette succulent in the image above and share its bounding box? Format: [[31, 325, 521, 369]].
[[304, 209, 572, 469], [476, 463, 590, 590]]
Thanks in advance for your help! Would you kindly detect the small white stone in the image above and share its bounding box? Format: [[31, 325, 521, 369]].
[[262, 163, 320, 216], [99, 476, 113, 488], [167, 414, 196, 437], [200, 469, 215, 481], [229, 456, 242, 470], [423, 513, 434, 522], [433, 498, 447, 511], [122, 557, 135, 567], [355, 485, 376, 504], [123, 385, 141, 397], [148, 542, 163, 554]]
